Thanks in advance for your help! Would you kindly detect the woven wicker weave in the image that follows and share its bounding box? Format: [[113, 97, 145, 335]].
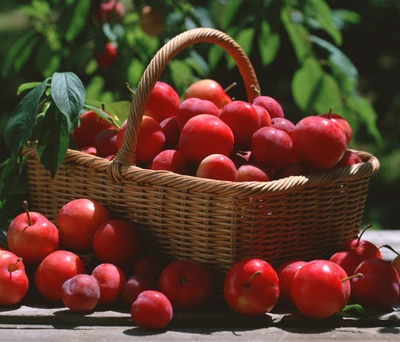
[[22, 28, 380, 288]]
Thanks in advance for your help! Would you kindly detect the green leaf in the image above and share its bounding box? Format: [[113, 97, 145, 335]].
[[32, 0, 51, 17], [305, 0, 342, 45], [258, 21, 280, 67], [347, 94, 383, 145], [17, 82, 42, 95], [313, 74, 343, 114], [292, 57, 324, 112], [45, 27, 62, 52], [126, 26, 159, 60], [127, 59, 146, 88], [281, 6, 311, 63], [103, 23, 125, 42], [332, 9, 361, 30], [337, 304, 370, 318], [2, 30, 36, 78], [19, 4, 47, 20], [0, 154, 22, 197], [169, 60, 195, 95], [208, 44, 225, 69], [5, 80, 48, 154], [36, 41, 62, 77], [227, 28, 255, 69], [85, 76, 105, 99], [311, 36, 358, 87], [0, 154, 28, 233], [51, 72, 86, 132], [191, 7, 214, 28], [220, 0, 243, 30], [107, 101, 132, 125], [83, 101, 120, 128], [185, 50, 210, 77], [14, 36, 40, 73], [37, 104, 70, 179], [65, 0, 91, 42]]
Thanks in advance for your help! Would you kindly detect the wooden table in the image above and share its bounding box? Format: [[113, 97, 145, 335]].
[[1, 229, 399, 341]]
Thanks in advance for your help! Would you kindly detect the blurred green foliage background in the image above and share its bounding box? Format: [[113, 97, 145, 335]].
[[0, 0, 399, 230]]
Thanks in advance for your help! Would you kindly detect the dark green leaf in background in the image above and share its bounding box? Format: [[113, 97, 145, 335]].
[[258, 21, 281, 67], [220, 0, 243, 30], [191, 7, 214, 28], [313, 74, 343, 114], [65, 0, 91, 42], [37, 104, 70, 179], [347, 94, 383, 145], [19, 1, 50, 21], [185, 50, 210, 78], [305, 0, 342, 45], [14, 36, 40, 74], [45, 27, 62, 52], [281, 6, 312, 63], [169, 60, 195, 95], [4, 79, 48, 155], [51, 72, 86, 132], [0, 156, 28, 234], [332, 9, 361, 30], [208, 44, 225, 70], [311, 36, 358, 87], [292, 57, 324, 112], [127, 59, 146, 89], [0, 154, 22, 199], [2, 30, 36, 78]]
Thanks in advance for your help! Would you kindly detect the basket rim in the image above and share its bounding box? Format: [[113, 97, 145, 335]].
[[23, 144, 380, 197]]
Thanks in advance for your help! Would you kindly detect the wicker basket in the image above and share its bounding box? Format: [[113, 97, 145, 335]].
[[22, 28, 379, 288]]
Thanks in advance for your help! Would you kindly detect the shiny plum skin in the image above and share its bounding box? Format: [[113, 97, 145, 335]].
[[291, 116, 347, 170], [176, 98, 219, 130], [184, 79, 232, 109], [251, 126, 293, 169], [179, 114, 234, 165], [291, 260, 350, 319], [351, 258, 400, 312], [219, 101, 266, 151], [252, 96, 284, 119]]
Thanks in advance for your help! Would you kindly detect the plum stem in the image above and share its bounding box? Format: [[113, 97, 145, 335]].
[[22, 201, 32, 226], [246, 271, 261, 287], [125, 82, 136, 95], [8, 257, 22, 273], [327, 107, 333, 119], [341, 273, 364, 282], [356, 224, 373, 247], [379, 244, 400, 256], [224, 82, 237, 94]]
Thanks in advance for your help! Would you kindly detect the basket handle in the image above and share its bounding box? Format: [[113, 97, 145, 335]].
[[111, 28, 260, 170]]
